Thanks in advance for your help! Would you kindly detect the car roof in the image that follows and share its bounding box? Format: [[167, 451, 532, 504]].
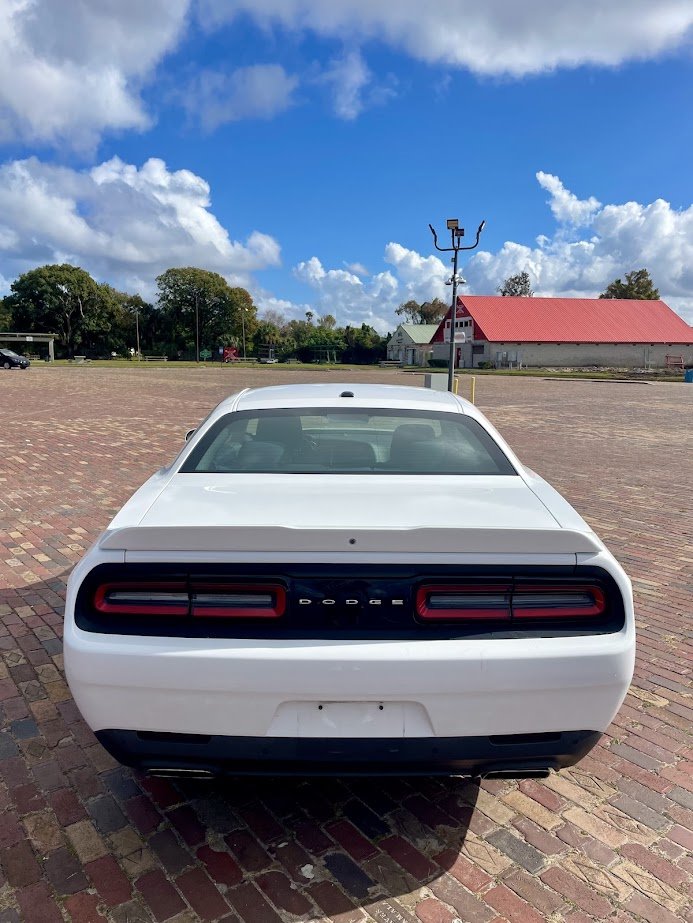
[[230, 383, 466, 414]]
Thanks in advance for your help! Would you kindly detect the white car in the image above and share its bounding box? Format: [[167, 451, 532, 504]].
[[64, 383, 635, 778]]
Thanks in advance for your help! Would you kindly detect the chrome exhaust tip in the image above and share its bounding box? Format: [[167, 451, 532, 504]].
[[147, 767, 216, 780]]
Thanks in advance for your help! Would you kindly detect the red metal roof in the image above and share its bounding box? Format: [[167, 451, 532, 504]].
[[430, 296, 693, 344]]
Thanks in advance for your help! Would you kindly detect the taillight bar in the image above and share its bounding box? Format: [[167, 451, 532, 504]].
[[512, 585, 606, 619], [93, 582, 286, 619], [94, 583, 189, 616], [416, 584, 511, 620], [191, 584, 286, 619], [416, 583, 607, 622]]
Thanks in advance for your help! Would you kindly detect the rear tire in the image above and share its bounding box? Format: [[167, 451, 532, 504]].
[[3, 362, 10, 369]]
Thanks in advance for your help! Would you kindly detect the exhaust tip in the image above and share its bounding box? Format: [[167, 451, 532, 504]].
[[147, 768, 216, 780], [482, 768, 550, 779]]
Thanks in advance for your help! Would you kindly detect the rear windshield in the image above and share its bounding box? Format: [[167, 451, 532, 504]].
[[181, 408, 516, 475]]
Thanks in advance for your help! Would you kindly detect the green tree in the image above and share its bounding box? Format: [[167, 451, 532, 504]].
[[318, 314, 337, 329], [342, 323, 387, 364], [396, 298, 449, 324], [599, 269, 659, 300], [419, 299, 449, 324], [497, 271, 534, 297], [6, 264, 103, 356], [395, 299, 423, 323], [0, 296, 12, 330], [155, 268, 257, 358]]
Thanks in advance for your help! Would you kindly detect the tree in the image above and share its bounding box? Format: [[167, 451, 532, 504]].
[[395, 299, 423, 324], [342, 324, 387, 364], [0, 296, 12, 330], [155, 268, 256, 358], [318, 314, 336, 329], [497, 271, 534, 297], [419, 299, 449, 324], [599, 269, 659, 300], [396, 298, 449, 325], [6, 264, 103, 356]]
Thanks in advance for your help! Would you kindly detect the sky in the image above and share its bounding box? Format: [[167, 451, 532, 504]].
[[0, 0, 692, 332]]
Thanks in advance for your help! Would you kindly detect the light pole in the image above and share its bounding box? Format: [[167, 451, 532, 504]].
[[134, 304, 140, 360], [429, 217, 486, 392], [241, 307, 247, 359], [194, 290, 200, 364]]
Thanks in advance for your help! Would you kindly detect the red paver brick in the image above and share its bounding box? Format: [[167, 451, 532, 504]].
[[434, 848, 493, 892], [237, 802, 284, 845], [256, 869, 313, 915], [2, 840, 41, 887], [63, 892, 107, 922], [325, 819, 378, 862], [47, 787, 87, 825], [308, 879, 365, 923], [540, 866, 613, 918], [415, 898, 459, 923], [224, 829, 273, 872], [15, 881, 63, 923], [167, 804, 206, 846], [136, 869, 186, 921], [430, 873, 495, 923], [84, 855, 132, 906], [197, 844, 244, 887], [176, 867, 230, 921], [226, 881, 283, 923], [124, 794, 163, 836], [379, 834, 437, 879], [483, 884, 545, 923]]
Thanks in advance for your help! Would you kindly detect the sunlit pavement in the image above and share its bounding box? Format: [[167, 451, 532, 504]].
[[1, 366, 691, 923]]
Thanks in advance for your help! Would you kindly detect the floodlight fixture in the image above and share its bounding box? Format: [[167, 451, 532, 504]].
[[446, 218, 459, 230]]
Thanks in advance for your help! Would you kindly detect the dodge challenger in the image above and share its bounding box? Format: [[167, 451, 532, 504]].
[[64, 383, 635, 778]]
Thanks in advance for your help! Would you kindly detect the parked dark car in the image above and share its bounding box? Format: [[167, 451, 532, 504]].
[[0, 348, 30, 369]]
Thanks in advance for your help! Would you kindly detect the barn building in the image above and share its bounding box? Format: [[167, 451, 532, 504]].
[[386, 324, 439, 365], [430, 296, 693, 369]]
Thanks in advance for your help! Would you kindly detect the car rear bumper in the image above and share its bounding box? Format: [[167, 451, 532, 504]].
[[65, 625, 634, 770], [96, 728, 602, 777]]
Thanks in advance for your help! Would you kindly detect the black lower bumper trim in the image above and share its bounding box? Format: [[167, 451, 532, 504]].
[[95, 729, 601, 777]]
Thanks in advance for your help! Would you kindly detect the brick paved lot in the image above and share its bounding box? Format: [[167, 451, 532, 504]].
[[1, 366, 691, 923]]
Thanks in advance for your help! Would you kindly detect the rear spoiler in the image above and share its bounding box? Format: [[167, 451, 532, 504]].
[[99, 526, 603, 556]]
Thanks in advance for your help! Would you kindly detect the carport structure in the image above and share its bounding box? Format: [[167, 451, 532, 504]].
[[0, 330, 57, 361]]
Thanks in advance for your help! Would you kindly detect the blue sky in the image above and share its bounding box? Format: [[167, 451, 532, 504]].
[[1, 0, 692, 329]]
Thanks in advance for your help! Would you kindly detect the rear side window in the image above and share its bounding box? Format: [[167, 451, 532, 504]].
[[181, 408, 516, 475]]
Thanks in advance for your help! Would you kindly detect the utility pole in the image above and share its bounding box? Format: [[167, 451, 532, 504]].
[[241, 307, 247, 359], [429, 217, 486, 391]]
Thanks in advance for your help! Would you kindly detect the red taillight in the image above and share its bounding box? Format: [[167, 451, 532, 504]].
[[512, 585, 606, 619], [93, 583, 189, 616], [93, 582, 286, 619], [416, 584, 512, 620], [191, 584, 286, 619], [416, 582, 606, 621]]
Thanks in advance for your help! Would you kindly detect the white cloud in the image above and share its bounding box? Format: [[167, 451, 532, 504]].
[[318, 50, 395, 122], [0, 156, 280, 297], [291, 246, 448, 332], [0, 0, 190, 149], [537, 172, 601, 225], [289, 175, 693, 327], [181, 64, 299, 131], [344, 261, 369, 276], [201, 1, 693, 76]]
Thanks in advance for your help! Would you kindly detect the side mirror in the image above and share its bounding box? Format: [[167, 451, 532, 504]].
[[185, 429, 195, 442]]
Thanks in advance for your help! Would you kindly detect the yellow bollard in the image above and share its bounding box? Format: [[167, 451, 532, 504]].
[[470, 376, 476, 404], [453, 377, 459, 395]]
